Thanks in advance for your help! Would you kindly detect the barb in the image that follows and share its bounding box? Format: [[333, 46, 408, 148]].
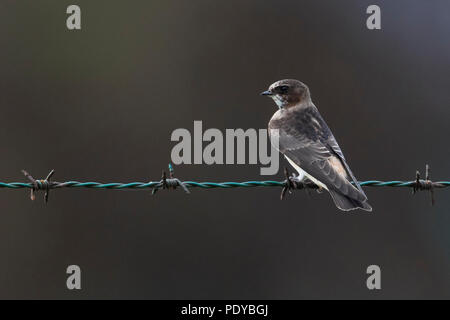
[[412, 164, 436, 205], [0, 165, 448, 204], [151, 164, 190, 195], [21, 169, 55, 203]]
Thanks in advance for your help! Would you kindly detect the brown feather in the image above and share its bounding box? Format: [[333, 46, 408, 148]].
[[328, 156, 347, 178]]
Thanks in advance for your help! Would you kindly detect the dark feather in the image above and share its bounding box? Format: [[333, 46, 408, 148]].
[[269, 104, 368, 204]]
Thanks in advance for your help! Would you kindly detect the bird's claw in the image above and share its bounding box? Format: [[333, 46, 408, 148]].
[[280, 168, 321, 200], [281, 167, 304, 200]]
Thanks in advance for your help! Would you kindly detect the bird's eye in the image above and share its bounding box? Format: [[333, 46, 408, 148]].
[[277, 85, 289, 93]]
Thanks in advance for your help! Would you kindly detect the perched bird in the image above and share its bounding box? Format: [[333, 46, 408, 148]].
[[262, 79, 372, 212]]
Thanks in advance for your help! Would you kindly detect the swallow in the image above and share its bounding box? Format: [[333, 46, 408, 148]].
[[262, 79, 372, 212]]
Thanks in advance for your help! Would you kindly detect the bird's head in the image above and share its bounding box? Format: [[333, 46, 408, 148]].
[[261, 79, 310, 109]]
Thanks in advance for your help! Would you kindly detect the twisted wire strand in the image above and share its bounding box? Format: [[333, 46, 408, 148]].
[[0, 164, 447, 204], [1, 180, 449, 190]]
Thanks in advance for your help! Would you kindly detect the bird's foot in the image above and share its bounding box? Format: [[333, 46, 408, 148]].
[[280, 167, 309, 200], [280, 168, 321, 200]]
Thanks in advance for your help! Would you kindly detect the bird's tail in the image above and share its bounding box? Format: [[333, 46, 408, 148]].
[[328, 189, 372, 212]]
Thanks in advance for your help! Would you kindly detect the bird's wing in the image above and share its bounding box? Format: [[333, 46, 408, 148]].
[[325, 136, 367, 198], [271, 106, 367, 202]]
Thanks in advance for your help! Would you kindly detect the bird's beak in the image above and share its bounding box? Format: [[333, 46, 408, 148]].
[[260, 90, 272, 96]]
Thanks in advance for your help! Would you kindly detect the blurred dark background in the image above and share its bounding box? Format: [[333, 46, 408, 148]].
[[0, 0, 449, 299]]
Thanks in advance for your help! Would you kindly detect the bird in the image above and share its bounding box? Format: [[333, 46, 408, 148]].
[[261, 79, 372, 212]]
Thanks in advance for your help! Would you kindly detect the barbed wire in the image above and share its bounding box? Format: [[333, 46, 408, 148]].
[[0, 164, 448, 205]]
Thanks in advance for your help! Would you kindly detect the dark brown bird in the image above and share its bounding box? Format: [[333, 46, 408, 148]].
[[262, 79, 372, 212]]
